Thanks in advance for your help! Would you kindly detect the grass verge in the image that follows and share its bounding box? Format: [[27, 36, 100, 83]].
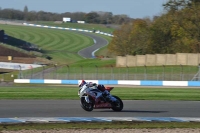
[[1, 24, 94, 64], [0, 85, 200, 101], [0, 122, 200, 131]]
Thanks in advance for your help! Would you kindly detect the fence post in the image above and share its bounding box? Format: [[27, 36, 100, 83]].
[[31, 66, 33, 79], [134, 66, 137, 80], [80, 65, 83, 79], [111, 65, 114, 79], [54, 64, 57, 79], [144, 65, 147, 80], [126, 66, 129, 80], [95, 65, 98, 80], [180, 64, 183, 81], [198, 64, 200, 81], [19, 65, 22, 79], [163, 65, 165, 80], [42, 65, 45, 79], [66, 65, 69, 79]]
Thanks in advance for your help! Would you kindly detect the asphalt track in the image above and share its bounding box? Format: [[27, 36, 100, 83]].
[[0, 100, 200, 118], [76, 31, 109, 58]]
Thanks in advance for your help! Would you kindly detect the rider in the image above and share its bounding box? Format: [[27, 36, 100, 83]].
[[78, 80, 114, 102]]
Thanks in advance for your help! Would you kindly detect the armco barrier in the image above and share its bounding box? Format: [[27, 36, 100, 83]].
[[14, 79, 200, 87]]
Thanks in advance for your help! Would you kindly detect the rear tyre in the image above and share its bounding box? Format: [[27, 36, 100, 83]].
[[111, 95, 123, 111], [80, 96, 94, 112]]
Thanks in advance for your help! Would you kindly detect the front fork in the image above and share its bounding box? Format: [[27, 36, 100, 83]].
[[84, 95, 90, 103]]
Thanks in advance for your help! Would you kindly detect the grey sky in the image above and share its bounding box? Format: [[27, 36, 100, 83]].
[[0, 0, 168, 18]]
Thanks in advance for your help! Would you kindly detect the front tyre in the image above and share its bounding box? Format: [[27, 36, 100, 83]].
[[111, 95, 123, 111], [80, 96, 94, 111]]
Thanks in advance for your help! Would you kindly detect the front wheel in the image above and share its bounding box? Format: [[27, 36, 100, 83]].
[[111, 95, 123, 111], [80, 96, 94, 111]]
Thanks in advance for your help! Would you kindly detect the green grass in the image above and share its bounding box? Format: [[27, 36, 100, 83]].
[[31, 21, 117, 57], [0, 122, 200, 131], [0, 22, 117, 67], [68, 58, 116, 67], [0, 24, 96, 64], [115, 87, 200, 100], [0, 86, 200, 101]]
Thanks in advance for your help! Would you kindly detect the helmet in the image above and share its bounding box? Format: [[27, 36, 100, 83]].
[[97, 84, 105, 92], [78, 80, 87, 87]]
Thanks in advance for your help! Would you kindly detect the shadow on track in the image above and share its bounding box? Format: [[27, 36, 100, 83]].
[[99, 110, 168, 113]]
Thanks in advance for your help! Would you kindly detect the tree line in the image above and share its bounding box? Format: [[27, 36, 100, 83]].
[[0, 6, 132, 25], [108, 0, 200, 56]]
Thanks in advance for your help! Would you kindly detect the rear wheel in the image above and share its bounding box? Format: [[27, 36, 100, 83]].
[[80, 96, 94, 111], [111, 96, 123, 111]]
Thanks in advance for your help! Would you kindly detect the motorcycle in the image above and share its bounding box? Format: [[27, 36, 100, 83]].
[[78, 84, 123, 112]]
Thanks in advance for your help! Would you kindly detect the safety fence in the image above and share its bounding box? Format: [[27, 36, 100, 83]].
[[15, 65, 200, 81]]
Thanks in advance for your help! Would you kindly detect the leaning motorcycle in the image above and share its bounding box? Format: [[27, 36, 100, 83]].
[[78, 84, 123, 112]]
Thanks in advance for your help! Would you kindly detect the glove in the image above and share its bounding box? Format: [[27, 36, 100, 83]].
[[102, 90, 109, 97]]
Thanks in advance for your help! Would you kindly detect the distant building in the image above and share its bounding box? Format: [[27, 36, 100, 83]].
[[77, 21, 85, 24], [63, 17, 71, 22], [63, 17, 85, 24]]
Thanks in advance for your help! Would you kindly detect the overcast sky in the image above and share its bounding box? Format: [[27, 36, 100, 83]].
[[0, 0, 168, 18]]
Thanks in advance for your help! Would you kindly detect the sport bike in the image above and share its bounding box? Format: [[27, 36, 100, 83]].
[[78, 84, 123, 112]]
